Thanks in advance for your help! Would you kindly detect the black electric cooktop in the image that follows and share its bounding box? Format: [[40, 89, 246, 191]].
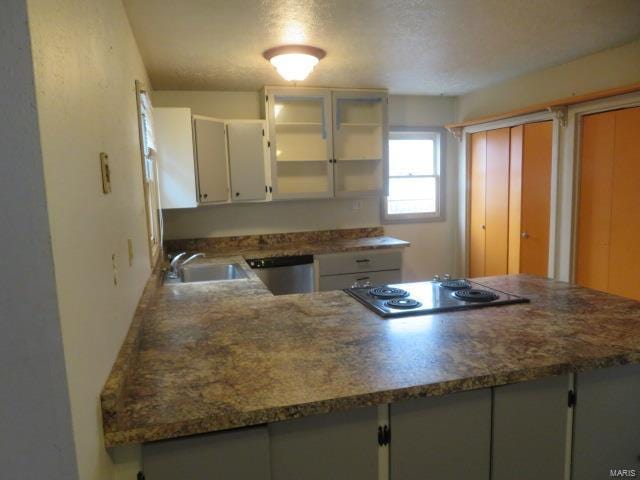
[[344, 279, 529, 318]]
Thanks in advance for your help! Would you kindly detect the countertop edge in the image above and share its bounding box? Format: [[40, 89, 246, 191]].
[[104, 350, 640, 447]]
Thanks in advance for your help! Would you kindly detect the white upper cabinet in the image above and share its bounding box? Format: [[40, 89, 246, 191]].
[[332, 90, 387, 197], [265, 88, 334, 200], [263, 87, 387, 200], [227, 120, 269, 202], [193, 115, 230, 204], [154, 107, 198, 209]]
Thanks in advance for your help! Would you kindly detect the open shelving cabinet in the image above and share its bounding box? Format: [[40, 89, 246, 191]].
[[263, 87, 388, 200]]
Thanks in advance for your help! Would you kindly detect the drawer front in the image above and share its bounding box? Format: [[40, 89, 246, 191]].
[[317, 250, 402, 276], [319, 269, 401, 291]]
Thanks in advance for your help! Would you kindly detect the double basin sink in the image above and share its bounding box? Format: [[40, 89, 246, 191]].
[[166, 262, 248, 283]]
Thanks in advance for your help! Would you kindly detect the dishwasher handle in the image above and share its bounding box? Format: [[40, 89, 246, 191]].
[[247, 255, 314, 269]]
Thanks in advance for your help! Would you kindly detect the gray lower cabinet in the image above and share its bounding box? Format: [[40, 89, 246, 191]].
[[572, 363, 640, 480], [269, 407, 379, 480], [142, 426, 270, 480], [319, 269, 402, 291], [390, 389, 492, 480], [492, 374, 571, 480]]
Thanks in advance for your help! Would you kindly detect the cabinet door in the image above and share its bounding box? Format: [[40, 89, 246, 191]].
[[572, 364, 640, 479], [492, 375, 571, 480], [391, 389, 491, 480], [193, 116, 230, 204], [485, 128, 510, 276], [227, 120, 268, 202], [469, 131, 487, 277], [332, 91, 387, 197], [154, 108, 198, 209], [269, 407, 378, 480], [266, 88, 334, 199], [142, 426, 270, 480], [520, 121, 552, 277]]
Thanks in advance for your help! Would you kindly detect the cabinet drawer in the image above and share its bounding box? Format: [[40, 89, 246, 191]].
[[317, 250, 402, 276], [319, 269, 401, 291]]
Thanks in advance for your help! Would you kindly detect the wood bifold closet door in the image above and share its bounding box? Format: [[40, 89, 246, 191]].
[[469, 122, 552, 278], [576, 106, 640, 301]]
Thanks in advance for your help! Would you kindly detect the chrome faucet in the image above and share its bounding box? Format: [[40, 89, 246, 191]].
[[167, 252, 205, 279], [180, 253, 205, 268]]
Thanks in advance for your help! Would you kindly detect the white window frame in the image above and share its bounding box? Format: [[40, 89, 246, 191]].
[[135, 80, 161, 266], [382, 126, 446, 223]]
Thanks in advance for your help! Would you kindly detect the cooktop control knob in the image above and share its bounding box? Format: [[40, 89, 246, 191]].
[[433, 274, 441, 282]]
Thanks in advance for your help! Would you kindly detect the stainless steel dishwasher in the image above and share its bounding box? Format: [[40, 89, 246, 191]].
[[247, 255, 315, 295]]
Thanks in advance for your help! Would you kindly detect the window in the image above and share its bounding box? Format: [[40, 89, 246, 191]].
[[383, 128, 445, 223], [135, 80, 161, 265]]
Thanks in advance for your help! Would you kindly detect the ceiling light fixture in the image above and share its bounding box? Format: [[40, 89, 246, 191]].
[[263, 45, 326, 82]]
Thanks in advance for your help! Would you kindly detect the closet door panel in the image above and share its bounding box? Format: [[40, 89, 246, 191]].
[[608, 106, 640, 300], [469, 132, 487, 278], [485, 128, 510, 276], [520, 121, 552, 277], [508, 126, 523, 275], [575, 112, 615, 292]]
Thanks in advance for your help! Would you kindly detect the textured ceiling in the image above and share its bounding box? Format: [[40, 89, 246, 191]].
[[123, 0, 640, 95]]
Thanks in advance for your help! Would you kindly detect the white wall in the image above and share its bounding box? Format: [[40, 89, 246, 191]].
[[0, 1, 78, 478], [153, 91, 458, 280], [457, 39, 640, 121], [27, 0, 152, 478]]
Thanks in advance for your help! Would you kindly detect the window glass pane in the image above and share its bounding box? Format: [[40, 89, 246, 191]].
[[387, 177, 437, 214], [389, 138, 434, 176]]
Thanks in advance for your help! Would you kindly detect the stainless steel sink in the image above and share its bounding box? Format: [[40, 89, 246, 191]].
[[179, 263, 248, 283]]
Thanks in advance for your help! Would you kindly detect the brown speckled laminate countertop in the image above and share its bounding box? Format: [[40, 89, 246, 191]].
[[102, 268, 640, 447]]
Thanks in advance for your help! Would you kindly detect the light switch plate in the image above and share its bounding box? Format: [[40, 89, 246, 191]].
[[100, 152, 111, 194]]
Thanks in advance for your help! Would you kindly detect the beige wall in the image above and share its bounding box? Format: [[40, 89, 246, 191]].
[[153, 91, 459, 280], [457, 39, 640, 121], [28, 0, 151, 478]]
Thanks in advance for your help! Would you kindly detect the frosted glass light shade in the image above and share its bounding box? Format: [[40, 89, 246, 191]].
[[263, 45, 326, 82], [270, 53, 319, 81]]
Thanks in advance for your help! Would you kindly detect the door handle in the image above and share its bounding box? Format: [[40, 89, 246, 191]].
[[521, 232, 530, 239], [481, 224, 486, 230]]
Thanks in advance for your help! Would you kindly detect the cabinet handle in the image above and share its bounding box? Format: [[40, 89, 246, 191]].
[[203, 193, 208, 199], [235, 192, 240, 197], [356, 276, 370, 281], [356, 259, 371, 263]]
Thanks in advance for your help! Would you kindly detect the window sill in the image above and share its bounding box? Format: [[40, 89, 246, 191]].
[[382, 213, 445, 225]]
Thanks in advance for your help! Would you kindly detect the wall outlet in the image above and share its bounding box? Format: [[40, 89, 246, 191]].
[[127, 239, 134, 267], [100, 152, 112, 194]]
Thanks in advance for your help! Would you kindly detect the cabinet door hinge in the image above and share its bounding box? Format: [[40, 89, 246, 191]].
[[262, 128, 265, 136], [377, 425, 391, 446], [266, 95, 269, 102], [267, 140, 271, 148], [568, 389, 577, 408]]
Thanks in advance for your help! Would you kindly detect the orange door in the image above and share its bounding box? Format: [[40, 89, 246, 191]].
[[485, 128, 510, 276], [576, 111, 615, 292], [508, 125, 523, 274], [608, 106, 640, 300], [469, 132, 487, 277], [520, 121, 553, 277]]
